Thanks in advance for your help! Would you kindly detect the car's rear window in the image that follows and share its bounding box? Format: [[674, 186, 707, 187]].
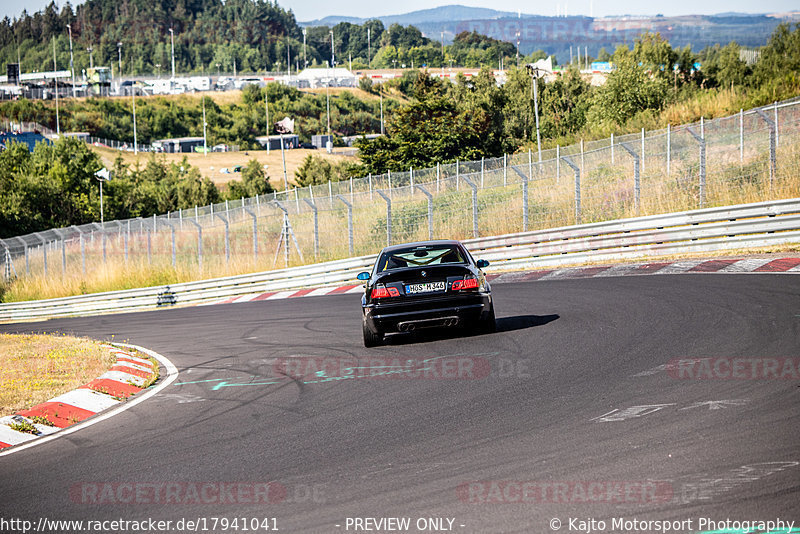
[[376, 245, 466, 272]]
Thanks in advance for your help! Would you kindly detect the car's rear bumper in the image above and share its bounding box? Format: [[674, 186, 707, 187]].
[[364, 293, 491, 333]]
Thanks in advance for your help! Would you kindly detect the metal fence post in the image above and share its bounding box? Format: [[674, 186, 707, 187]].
[[556, 145, 560, 183], [15, 237, 28, 275], [376, 190, 392, 246], [34, 233, 47, 276], [562, 156, 581, 224], [186, 219, 202, 272], [621, 143, 640, 214], [161, 220, 177, 267], [774, 101, 779, 147], [610, 133, 614, 164], [480, 157, 485, 188], [528, 150, 532, 182], [503, 154, 507, 186], [666, 124, 671, 178], [53, 229, 66, 275], [641, 128, 645, 174], [243, 207, 259, 261], [2, 243, 12, 282], [509, 165, 529, 232], [686, 126, 707, 207], [409, 167, 414, 196], [436, 162, 440, 193], [415, 184, 434, 240], [335, 195, 354, 256], [271, 200, 303, 267], [756, 109, 777, 192], [739, 109, 743, 163], [461, 176, 479, 238], [214, 213, 230, 263], [78, 232, 84, 274], [456, 160, 459, 191], [302, 199, 318, 259]]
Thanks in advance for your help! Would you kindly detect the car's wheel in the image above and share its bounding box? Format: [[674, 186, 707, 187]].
[[363, 321, 383, 347], [478, 303, 497, 334]]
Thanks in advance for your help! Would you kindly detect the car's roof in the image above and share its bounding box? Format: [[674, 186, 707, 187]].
[[380, 240, 464, 253]]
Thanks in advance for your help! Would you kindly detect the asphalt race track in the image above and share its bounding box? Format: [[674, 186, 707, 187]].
[[1, 274, 799, 534]]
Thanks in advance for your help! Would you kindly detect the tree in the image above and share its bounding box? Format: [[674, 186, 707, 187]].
[[226, 158, 274, 198], [538, 66, 591, 139], [632, 32, 677, 80], [703, 42, 750, 88], [588, 56, 670, 126], [294, 154, 351, 186], [754, 23, 800, 86], [356, 91, 490, 174]]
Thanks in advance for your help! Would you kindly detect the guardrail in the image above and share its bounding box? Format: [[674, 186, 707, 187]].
[[1, 198, 799, 322]]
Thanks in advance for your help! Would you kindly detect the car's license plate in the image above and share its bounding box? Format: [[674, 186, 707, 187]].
[[405, 281, 446, 294]]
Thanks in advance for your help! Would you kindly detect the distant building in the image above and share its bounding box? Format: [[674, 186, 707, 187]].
[[0, 132, 52, 152], [255, 135, 299, 150], [341, 133, 382, 147], [296, 68, 357, 89], [311, 135, 333, 149], [152, 137, 205, 153]]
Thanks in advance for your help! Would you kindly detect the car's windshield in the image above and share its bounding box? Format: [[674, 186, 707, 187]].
[[376, 245, 466, 272]]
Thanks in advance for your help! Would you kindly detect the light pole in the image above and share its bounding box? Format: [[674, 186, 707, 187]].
[[156, 63, 161, 78], [169, 27, 175, 79], [302, 28, 307, 69], [87, 46, 93, 69], [95, 168, 110, 225], [202, 96, 207, 156], [66, 24, 75, 98], [325, 61, 331, 136], [525, 63, 550, 164], [52, 37, 60, 135], [330, 30, 335, 68], [516, 31, 520, 66], [132, 88, 138, 155], [117, 42, 122, 79], [367, 28, 371, 69]]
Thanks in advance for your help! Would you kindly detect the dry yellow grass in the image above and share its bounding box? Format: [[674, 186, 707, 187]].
[[92, 145, 357, 188], [0, 334, 115, 416], [4, 137, 799, 303]]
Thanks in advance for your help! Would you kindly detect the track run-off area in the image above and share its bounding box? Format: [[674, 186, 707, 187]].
[[0, 273, 798, 533]]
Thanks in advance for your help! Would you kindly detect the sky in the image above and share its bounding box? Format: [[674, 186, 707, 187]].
[[2, 0, 798, 22]]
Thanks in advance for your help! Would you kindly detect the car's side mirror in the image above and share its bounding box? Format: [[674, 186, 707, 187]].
[[356, 272, 370, 281], [476, 259, 490, 269]]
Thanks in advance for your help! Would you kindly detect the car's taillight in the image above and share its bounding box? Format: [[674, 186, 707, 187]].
[[372, 286, 399, 299], [451, 277, 479, 291]]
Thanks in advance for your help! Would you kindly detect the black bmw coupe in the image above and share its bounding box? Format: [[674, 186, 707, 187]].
[[357, 240, 495, 347]]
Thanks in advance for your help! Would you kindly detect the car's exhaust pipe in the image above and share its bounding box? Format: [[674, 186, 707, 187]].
[[398, 316, 460, 331]]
